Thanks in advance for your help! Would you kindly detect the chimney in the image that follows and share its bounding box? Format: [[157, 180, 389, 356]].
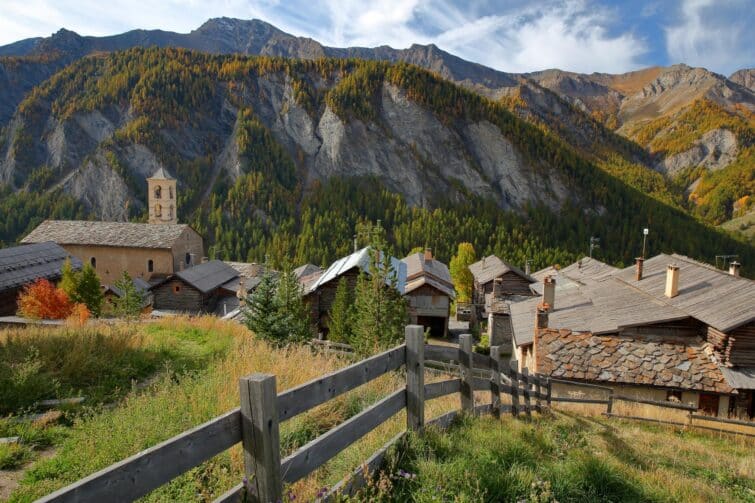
[[525, 261, 531, 276], [729, 261, 741, 277], [536, 304, 549, 329], [542, 275, 556, 310], [665, 264, 679, 298], [424, 248, 433, 262], [635, 257, 644, 281]]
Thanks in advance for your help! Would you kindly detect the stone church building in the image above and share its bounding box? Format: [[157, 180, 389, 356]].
[[22, 168, 203, 285]]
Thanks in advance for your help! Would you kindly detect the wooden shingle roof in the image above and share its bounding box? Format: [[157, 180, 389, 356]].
[[469, 255, 534, 285], [0, 242, 82, 292], [402, 252, 454, 297], [22, 220, 195, 250], [612, 253, 755, 333]]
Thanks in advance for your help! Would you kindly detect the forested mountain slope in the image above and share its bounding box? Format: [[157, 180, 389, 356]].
[[0, 18, 753, 228], [0, 48, 751, 275]]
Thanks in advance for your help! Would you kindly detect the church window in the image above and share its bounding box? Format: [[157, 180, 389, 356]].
[[90, 257, 96, 268], [155, 203, 162, 217], [154, 186, 162, 198], [185, 253, 191, 266], [169, 186, 173, 199], [147, 259, 154, 272], [169, 205, 173, 218]]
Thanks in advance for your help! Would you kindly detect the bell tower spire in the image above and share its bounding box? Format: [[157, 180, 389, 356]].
[[147, 168, 177, 225]]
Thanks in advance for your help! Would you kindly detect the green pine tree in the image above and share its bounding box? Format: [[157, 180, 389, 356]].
[[351, 243, 407, 356], [275, 265, 312, 344], [243, 271, 282, 344], [58, 258, 81, 303], [76, 263, 104, 317], [113, 272, 143, 320], [328, 276, 353, 343]]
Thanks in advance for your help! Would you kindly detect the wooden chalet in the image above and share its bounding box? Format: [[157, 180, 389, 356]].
[[103, 277, 154, 313], [402, 250, 454, 338], [152, 260, 239, 313], [510, 254, 755, 419], [0, 242, 82, 316], [302, 247, 406, 337], [468, 255, 536, 317]]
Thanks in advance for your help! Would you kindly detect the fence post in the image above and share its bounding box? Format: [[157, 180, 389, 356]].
[[522, 367, 532, 418], [459, 334, 474, 413], [406, 325, 425, 432], [490, 345, 502, 419], [607, 388, 614, 415], [509, 359, 519, 417], [240, 374, 282, 503], [546, 377, 552, 409], [534, 373, 542, 413]]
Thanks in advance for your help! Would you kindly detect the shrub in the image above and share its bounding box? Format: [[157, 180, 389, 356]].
[[17, 279, 73, 319]]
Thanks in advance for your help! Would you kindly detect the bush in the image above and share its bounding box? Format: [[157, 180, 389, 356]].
[[17, 279, 73, 319]]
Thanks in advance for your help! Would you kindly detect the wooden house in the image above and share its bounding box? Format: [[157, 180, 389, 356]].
[[468, 255, 536, 317], [0, 242, 82, 316], [302, 247, 406, 337], [152, 260, 239, 313], [401, 250, 454, 338], [510, 254, 755, 419]]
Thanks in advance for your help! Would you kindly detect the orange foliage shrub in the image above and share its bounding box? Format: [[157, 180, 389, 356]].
[[66, 303, 91, 327], [17, 279, 73, 320]]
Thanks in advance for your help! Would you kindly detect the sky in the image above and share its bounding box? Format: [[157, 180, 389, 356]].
[[0, 0, 752, 75]]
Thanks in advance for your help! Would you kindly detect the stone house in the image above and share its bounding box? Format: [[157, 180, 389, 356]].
[[302, 247, 406, 337], [21, 220, 204, 285], [152, 260, 239, 313], [401, 249, 454, 338], [0, 242, 82, 316], [469, 255, 536, 318], [511, 254, 755, 419]]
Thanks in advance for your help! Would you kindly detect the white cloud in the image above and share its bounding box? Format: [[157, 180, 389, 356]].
[[665, 0, 753, 75], [0, 0, 648, 73]]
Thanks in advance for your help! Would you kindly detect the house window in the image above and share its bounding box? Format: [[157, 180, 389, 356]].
[[90, 257, 96, 268], [154, 186, 162, 199], [147, 259, 154, 273], [666, 390, 682, 402], [185, 253, 191, 266], [698, 393, 720, 416], [173, 285, 181, 294]]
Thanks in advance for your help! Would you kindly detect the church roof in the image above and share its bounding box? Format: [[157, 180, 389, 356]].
[[21, 220, 196, 250], [148, 167, 174, 180]]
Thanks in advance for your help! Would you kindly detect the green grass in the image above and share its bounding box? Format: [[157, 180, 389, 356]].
[[351, 412, 755, 502], [721, 210, 755, 243], [0, 320, 236, 415]]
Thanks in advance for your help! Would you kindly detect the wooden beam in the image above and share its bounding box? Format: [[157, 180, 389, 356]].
[[240, 374, 282, 503], [405, 325, 425, 432], [277, 344, 405, 422], [459, 334, 474, 413], [424, 379, 461, 400], [38, 409, 242, 503], [280, 389, 406, 484]]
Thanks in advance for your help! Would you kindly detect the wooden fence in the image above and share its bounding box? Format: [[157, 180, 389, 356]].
[[37, 326, 550, 503], [36, 326, 754, 502]]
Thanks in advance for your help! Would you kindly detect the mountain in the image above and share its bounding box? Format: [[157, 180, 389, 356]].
[[0, 18, 752, 230], [0, 47, 751, 275]]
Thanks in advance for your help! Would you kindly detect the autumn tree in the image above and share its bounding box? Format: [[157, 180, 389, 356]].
[[17, 279, 73, 320], [449, 242, 476, 303]]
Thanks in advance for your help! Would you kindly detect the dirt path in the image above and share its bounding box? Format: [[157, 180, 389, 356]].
[[0, 447, 56, 501]]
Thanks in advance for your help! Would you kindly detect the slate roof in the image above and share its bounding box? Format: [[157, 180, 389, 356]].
[[469, 255, 535, 285], [104, 277, 152, 297], [306, 247, 406, 294], [612, 253, 755, 333], [531, 257, 618, 294], [22, 220, 194, 249], [224, 261, 266, 279], [148, 167, 174, 180], [720, 367, 755, 390], [0, 242, 82, 292], [294, 264, 323, 279], [174, 260, 239, 294], [536, 328, 733, 393], [402, 252, 455, 297], [511, 278, 688, 346]]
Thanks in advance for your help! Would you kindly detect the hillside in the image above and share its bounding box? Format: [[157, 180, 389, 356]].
[[0, 48, 752, 273]]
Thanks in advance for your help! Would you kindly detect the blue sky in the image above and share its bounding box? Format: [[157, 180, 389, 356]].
[[0, 0, 752, 75]]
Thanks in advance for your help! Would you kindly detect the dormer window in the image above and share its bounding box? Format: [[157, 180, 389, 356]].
[[154, 186, 162, 199]]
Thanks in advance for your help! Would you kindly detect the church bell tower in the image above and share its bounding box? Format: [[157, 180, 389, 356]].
[[147, 168, 178, 225]]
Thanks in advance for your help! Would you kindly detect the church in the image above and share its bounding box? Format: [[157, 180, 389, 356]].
[[21, 168, 204, 285]]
